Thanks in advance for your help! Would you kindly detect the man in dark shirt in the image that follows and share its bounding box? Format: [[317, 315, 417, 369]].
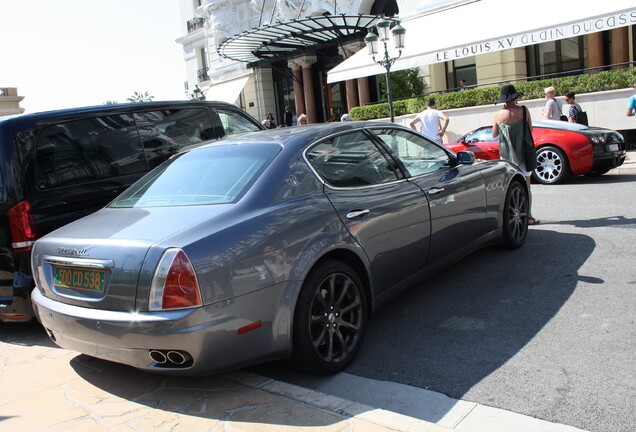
[[284, 107, 293, 127]]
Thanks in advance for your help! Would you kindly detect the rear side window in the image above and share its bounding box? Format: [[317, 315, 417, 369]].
[[35, 115, 146, 190], [133, 108, 215, 169], [216, 108, 262, 137]]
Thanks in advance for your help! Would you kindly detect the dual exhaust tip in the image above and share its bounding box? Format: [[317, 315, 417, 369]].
[[149, 349, 192, 367]]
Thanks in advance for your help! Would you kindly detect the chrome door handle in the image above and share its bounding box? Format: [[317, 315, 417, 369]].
[[346, 209, 370, 219], [427, 187, 445, 196]]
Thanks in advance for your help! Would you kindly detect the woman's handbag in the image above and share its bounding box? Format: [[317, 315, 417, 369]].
[[556, 99, 567, 121], [522, 107, 537, 171]]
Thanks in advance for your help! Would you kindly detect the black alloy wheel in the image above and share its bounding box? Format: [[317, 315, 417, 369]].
[[501, 180, 529, 249], [291, 260, 366, 375]]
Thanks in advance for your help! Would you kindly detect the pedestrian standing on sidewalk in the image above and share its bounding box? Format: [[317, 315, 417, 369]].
[[626, 81, 636, 117], [409, 98, 449, 144], [492, 84, 540, 225], [542, 86, 565, 121], [564, 92, 583, 123]]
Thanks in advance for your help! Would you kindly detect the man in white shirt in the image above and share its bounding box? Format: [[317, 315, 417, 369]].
[[409, 98, 449, 144]]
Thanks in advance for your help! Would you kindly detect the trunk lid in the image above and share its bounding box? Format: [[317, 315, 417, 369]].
[[32, 205, 230, 310]]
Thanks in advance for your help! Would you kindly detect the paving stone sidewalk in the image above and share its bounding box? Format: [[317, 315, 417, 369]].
[[0, 322, 450, 432], [1, 321, 590, 432]]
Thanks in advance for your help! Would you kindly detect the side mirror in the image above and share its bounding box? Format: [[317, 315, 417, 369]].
[[456, 151, 475, 165]]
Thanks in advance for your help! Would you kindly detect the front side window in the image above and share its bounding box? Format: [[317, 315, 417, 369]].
[[215, 108, 262, 137], [110, 143, 280, 207], [306, 131, 399, 188], [371, 128, 451, 177], [134, 108, 214, 169], [464, 127, 493, 143], [36, 114, 146, 190]]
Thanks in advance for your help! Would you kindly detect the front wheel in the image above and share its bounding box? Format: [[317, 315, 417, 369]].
[[501, 180, 529, 249], [290, 260, 367, 375], [533, 146, 570, 185]]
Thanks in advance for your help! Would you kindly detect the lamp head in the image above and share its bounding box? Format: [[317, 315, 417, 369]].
[[391, 23, 406, 50], [376, 17, 391, 41], [364, 31, 379, 56]]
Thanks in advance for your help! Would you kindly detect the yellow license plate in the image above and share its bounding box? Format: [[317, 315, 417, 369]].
[[53, 266, 105, 292]]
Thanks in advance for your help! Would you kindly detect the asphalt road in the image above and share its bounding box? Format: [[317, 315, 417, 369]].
[[255, 171, 636, 432]]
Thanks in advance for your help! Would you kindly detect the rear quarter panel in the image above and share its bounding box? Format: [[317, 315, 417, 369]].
[[533, 128, 593, 174]]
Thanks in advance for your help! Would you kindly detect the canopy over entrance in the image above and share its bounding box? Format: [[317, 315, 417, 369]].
[[218, 14, 397, 67], [327, 0, 636, 83], [205, 76, 250, 103]]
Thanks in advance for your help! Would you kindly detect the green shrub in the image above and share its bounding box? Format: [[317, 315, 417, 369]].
[[351, 68, 636, 120]]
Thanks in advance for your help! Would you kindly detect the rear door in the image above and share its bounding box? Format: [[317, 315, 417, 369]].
[[306, 130, 431, 296]]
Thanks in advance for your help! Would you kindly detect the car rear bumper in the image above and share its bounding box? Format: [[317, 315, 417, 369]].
[[32, 284, 288, 375], [592, 150, 626, 172]]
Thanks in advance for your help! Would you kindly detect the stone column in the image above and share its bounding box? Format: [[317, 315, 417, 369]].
[[611, 27, 629, 69], [302, 66, 317, 123], [587, 32, 605, 69], [288, 62, 305, 117], [339, 44, 363, 112], [357, 76, 371, 106], [290, 56, 317, 123], [345, 80, 359, 112]]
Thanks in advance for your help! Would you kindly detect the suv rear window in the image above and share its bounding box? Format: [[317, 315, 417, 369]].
[[35, 114, 146, 190]]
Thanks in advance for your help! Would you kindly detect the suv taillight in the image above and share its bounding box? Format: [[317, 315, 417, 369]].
[[149, 248, 202, 311], [8, 201, 37, 251]]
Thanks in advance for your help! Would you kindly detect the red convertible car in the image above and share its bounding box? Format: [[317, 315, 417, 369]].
[[446, 120, 627, 184]]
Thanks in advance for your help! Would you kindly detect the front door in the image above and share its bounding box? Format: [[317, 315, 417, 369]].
[[306, 130, 431, 296], [369, 127, 489, 267]]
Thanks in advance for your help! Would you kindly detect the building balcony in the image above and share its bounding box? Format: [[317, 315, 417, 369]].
[[198, 68, 210, 83], [187, 17, 205, 33]]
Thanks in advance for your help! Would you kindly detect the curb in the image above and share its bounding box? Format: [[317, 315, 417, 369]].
[[221, 371, 588, 432], [222, 370, 452, 432]]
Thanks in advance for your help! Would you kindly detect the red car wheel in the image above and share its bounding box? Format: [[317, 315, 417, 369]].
[[533, 146, 570, 185]]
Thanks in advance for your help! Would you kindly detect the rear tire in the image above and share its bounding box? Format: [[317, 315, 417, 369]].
[[533, 146, 570, 185], [501, 180, 529, 249], [290, 260, 366, 375]]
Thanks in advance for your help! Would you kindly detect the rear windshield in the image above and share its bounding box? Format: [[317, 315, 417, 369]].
[[110, 143, 280, 208]]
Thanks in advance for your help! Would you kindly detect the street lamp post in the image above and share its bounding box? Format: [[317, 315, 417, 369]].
[[365, 17, 406, 123], [191, 84, 206, 101]]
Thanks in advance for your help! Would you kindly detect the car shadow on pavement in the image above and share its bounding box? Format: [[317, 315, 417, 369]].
[[546, 215, 636, 229], [252, 228, 595, 424], [0, 320, 55, 348], [564, 173, 636, 184], [0, 229, 594, 430], [64, 353, 349, 428]]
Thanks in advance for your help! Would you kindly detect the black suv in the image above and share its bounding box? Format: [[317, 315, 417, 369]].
[[0, 101, 264, 322]]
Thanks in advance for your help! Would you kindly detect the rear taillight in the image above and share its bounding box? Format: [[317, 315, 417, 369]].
[[8, 201, 37, 251], [149, 249, 202, 311]]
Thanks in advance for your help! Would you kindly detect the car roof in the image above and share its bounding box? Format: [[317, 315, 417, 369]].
[[0, 100, 247, 128], [193, 121, 398, 153]]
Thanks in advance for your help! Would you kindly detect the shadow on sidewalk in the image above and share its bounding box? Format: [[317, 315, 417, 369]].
[[252, 228, 594, 425]]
